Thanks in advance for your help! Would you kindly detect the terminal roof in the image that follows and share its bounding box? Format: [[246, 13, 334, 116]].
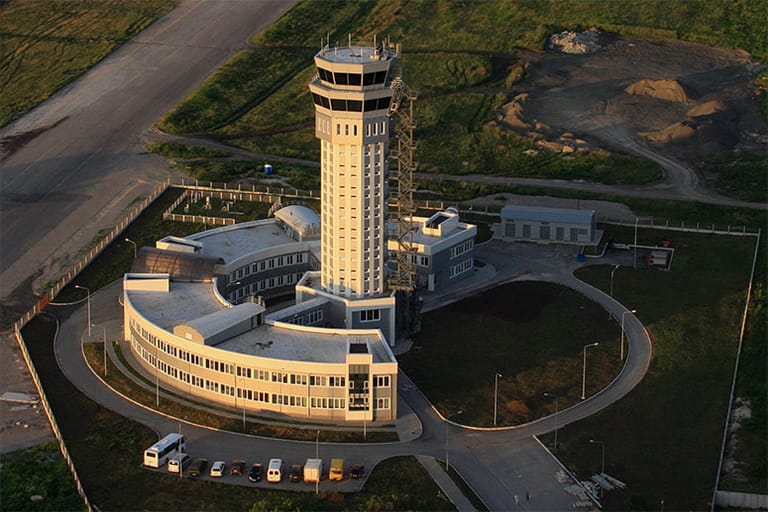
[[127, 281, 391, 364]]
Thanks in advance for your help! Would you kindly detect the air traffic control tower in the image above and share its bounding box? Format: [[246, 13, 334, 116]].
[[308, 40, 395, 299]]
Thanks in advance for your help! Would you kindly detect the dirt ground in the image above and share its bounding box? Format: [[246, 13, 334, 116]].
[[503, 34, 767, 164], [0, 333, 53, 454]]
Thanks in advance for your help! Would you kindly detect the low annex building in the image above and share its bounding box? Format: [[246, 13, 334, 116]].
[[388, 208, 477, 292], [499, 204, 602, 246]]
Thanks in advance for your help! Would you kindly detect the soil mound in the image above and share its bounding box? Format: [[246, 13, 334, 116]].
[[640, 121, 696, 143], [625, 79, 690, 103], [498, 93, 531, 129], [687, 100, 727, 118], [640, 116, 737, 150]]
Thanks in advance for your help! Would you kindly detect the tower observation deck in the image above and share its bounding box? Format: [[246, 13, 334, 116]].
[[309, 40, 396, 299]]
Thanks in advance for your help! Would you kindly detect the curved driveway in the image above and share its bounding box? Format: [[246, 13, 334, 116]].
[[55, 240, 651, 510]]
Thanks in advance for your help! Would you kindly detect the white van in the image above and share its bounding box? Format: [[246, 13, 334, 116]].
[[267, 458, 284, 483], [167, 453, 191, 474]]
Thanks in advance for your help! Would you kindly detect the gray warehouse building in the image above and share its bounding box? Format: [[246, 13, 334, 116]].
[[500, 205, 602, 246]]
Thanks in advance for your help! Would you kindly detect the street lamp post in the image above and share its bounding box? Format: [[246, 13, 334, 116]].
[[315, 430, 320, 495], [609, 264, 619, 298], [125, 238, 137, 260], [544, 392, 559, 451], [633, 217, 639, 269], [74, 285, 91, 337], [581, 342, 599, 400], [445, 410, 463, 470], [589, 439, 606, 496], [493, 372, 502, 426], [620, 309, 637, 360]]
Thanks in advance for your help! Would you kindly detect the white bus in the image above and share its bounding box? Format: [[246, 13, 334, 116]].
[[143, 433, 186, 468]]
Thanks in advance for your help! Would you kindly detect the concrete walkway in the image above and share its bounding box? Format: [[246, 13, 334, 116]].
[[417, 455, 478, 512]]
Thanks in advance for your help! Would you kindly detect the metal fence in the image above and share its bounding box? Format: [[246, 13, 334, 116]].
[[11, 179, 169, 512], [711, 230, 764, 511]]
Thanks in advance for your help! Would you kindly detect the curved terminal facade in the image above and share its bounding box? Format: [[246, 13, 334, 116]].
[[123, 215, 398, 423]]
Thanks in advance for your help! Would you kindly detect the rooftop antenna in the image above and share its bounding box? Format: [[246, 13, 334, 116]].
[[348, 33, 352, 48]]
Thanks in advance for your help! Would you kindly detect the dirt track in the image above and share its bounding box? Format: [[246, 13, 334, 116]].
[[504, 36, 766, 205]]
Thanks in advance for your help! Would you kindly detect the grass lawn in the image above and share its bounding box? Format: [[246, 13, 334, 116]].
[[22, 315, 451, 511], [552, 228, 756, 510], [153, 0, 764, 192], [0, 0, 177, 127], [0, 442, 83, 511], [399, 281, 624, 427], [400, 223, 757, 509]]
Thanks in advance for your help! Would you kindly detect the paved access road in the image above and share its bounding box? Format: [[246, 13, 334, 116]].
[[54, 239, 651, 510], [0, 0, 297, 308]]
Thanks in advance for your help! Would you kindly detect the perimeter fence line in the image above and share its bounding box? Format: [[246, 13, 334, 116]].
[[10, 177, 764, 511]]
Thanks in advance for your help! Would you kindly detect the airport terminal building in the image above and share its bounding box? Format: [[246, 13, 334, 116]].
[[121, 40, 477, 424]]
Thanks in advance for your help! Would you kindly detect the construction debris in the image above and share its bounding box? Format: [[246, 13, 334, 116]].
[[548, 28, 602, 54]]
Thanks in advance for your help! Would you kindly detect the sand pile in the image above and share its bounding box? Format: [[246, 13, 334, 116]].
[[687, 100, 727, 117], [625, 79, 690, 103], [640, 121, 696, 143], [640, 99, 737, 149], [498, 93, 531, 129]]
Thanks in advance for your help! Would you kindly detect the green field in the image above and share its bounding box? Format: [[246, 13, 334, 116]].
[[0, 442, 83, 512], [0, 0, 177, 127], [155, 0, 765, 192], [399, 281, 624, 426]]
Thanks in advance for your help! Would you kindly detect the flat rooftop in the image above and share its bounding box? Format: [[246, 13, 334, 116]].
[[127, 281, 392, 364], [187, 220, 300, 263], [316, 45, 394, 64]]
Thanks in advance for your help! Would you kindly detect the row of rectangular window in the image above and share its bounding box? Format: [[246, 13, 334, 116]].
[[229, 272, 304, 301], [231, 253, 306, 281], [449, 258, 473, 278], [316, 67, 388, 86], [132, 322, 392, 395], [449, 239, 474, 260]]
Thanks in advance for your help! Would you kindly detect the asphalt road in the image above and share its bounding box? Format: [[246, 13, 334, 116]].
[[0, 0, 297, 309], [52, 239, 652, 510]]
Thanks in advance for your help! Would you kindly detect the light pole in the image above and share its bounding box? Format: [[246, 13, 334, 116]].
[[493, 372, 502, 426], [315, 429, 320, 495], [589, 439, 605, 497], [582, 342, 599, 400], [609, 264, 619, 298], [74, 285, 91, 336], [633, 217, 639, 269], [445, 410, 463, 470], [103, 327, 107, 376], [544, 392, 559, 451], [620, 309, 637, 360], [125, 238, 137, 260]]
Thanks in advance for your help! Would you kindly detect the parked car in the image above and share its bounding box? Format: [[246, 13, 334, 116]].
[[167, 453, 191, 474], [289, 464, 303, 482], [350, 464, 364, 480], [210, 460, 226, 477], [229, 460, 246, 476], [248, 463, 263, 482], [267, 458, 284, 483], [188, 458, 208, 478]]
